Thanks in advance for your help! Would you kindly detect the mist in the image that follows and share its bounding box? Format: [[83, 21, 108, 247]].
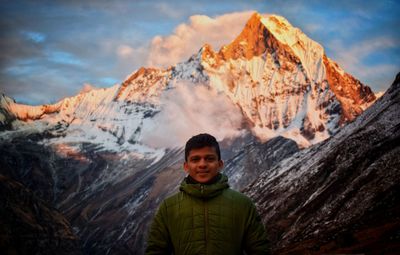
[[141, 81, 245, 148]]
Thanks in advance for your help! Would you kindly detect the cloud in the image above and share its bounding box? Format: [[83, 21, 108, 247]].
[[116, 44, 148, 64], [79, 83, 96, 93], [117, 45, 135, 58], [115, 43, 150, 81], [141, 81, 244, 148], [328, 36, 400, 91], [47, 51, 85, 66], [330, 37, 397, 66], [302, 23, 322, 34], [146, 11, 255, 68], [0, 70, 74, 105], [21, 31, 46, 43], [154, 2, 185, 19], [356, 64, 399, 92], [1, 1, 399, 105]]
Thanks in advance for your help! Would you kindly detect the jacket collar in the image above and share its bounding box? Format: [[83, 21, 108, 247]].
[[180, 173, 229, 199]]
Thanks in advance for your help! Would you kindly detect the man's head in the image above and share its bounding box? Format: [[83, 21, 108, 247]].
[[185, 133, 221, 161], [184, 133, 223, 183]]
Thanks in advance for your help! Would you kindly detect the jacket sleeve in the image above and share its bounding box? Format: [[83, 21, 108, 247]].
[[145, 201, 173, 255], [243, 202, 271, 255]]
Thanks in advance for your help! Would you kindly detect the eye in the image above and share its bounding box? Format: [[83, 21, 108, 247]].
[[190, 157, 200, 163], [205, 156, 216, 162]]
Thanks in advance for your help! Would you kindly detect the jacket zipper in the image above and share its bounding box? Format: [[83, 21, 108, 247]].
[[201, 185, 209, 255]]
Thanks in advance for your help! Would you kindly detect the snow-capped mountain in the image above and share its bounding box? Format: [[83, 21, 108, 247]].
[[198, 13, 375, 146], [0, 12, 384, 255], [244, 72, 400, 254], [1, 13, 375, 151]]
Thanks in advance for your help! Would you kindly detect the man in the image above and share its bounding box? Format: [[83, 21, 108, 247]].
[[145, 133, 270, 255]]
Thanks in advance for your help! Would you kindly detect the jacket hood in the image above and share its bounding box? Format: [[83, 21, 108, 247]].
[[180, 173, 229, 199]]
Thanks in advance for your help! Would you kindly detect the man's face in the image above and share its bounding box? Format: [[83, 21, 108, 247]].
[[184, 146, 224, 183]]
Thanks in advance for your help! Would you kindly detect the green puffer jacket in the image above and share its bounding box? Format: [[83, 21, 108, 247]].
[[145, 174, 270, 255]]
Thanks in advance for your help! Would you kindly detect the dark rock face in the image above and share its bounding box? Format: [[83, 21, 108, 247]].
[[0, 67, 395, 254], [0, 94, 17, 131], [0, 174, 82, 255], [0, 136, 185, 255], [0, 129, 299, 254], [0, 137, 57, 203], [244, 73, 400, 254], [222, 135, 299, 190]]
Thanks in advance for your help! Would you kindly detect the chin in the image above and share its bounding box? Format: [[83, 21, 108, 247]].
[[194, 176, 211, 183]]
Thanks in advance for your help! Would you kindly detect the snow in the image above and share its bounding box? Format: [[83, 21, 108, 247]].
[[202, 48, 338, 146], [1, 12, 372, 151], [374, 91, 385, 99], [261, 15, 326, 84]]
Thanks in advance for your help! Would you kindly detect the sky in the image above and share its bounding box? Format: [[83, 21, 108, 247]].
[[0, 0, 399, 105]]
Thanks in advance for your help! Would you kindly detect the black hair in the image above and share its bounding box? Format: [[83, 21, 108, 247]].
[[184, 133, 221, 161]]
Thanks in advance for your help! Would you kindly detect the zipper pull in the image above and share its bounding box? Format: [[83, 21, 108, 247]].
[[201, 185, 204, 194]]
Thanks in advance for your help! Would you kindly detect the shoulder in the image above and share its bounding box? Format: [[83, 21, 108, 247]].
[[162, 191, 185, 208], [222, 188, 255, 206]]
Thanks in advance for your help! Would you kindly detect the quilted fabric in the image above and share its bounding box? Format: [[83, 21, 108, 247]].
[[146, 174, 270, 255]]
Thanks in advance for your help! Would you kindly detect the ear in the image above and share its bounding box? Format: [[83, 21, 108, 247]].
[[183, 161, 189, 173], [218, 160, 224, 170]]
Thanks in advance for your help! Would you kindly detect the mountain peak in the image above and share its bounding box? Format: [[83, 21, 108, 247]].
[[217, 13, 270, 61], [217, 12, 325, 70], [200, 43, 222, 68], [265, 15, 292, 32], [241, 12, 292, 33], [198, 12, 376, 146], [0, 12, 377, 150], [246, 12, 264, 26]]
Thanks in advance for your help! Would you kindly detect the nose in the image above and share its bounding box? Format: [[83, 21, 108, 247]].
[[198, 158, 207, 168]]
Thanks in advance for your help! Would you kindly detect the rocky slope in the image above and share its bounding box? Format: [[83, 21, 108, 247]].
[[222, 135, 299, 189], [244, 73, 400, 254], [0, 174, 82, 254], [0, 133, 183, 254], [0, 131, 298, 254], [0, 11, 383, 255]]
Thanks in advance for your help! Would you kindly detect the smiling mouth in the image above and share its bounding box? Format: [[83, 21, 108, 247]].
[[196, 171, 210, 174]]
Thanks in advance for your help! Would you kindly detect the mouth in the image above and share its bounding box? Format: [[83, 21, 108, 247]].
[[196, 170, 210, 174]]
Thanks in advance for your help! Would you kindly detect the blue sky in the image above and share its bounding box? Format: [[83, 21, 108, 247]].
[[0, 0, 399, 105]]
